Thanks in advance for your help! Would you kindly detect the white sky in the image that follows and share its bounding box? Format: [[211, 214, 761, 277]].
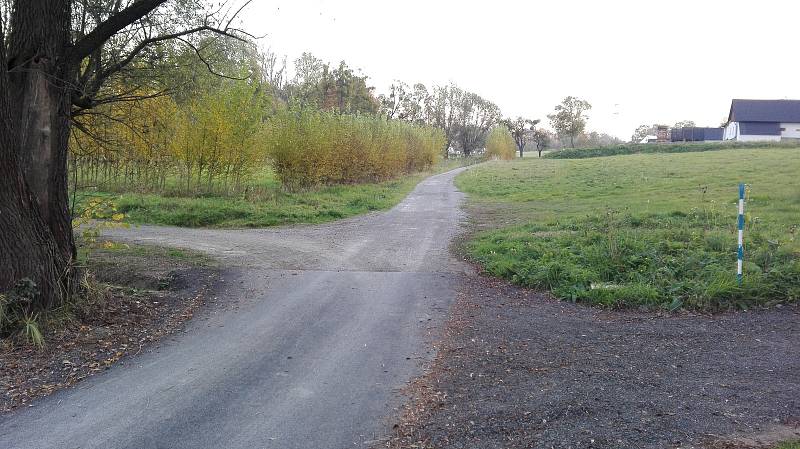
[[242, 0, 800, 139]]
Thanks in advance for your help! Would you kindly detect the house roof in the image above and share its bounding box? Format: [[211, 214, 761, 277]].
[[728, 99, 800, 123], [671, 127, 724, 141]]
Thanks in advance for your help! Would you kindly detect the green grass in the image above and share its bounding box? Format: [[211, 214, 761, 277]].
[[776, 441, 800, 449], [456, 147, 800, 310], [76, 240, 213, 267], [74, 159, 474, 228], [545, 141, 800, 159]]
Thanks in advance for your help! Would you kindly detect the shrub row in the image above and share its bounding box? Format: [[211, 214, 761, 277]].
[[267, 109, 444, 189], [545, 141, 800, 159], [71, 82, 267, 195]]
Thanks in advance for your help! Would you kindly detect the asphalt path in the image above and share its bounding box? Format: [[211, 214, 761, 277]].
[[1, 167, 471, 449]]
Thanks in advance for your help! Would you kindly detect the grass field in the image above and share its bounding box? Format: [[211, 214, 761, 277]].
[[776, 441, 800, 449], [456, 147, 800, 310], [544, 140, 799, 159], [74, 159, 474, 228]]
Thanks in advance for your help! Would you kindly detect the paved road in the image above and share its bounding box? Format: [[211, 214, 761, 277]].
[[1, 168, 471, 449]]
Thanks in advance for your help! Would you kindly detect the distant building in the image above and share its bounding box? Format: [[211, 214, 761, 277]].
[[671, 127, 723, 142], [655, 125, 669, 143], [639, 134, 658, 144], [724, 99, 800, 142], [640, 125, 669, 144]]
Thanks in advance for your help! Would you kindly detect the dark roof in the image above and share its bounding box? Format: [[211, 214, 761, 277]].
[[671, 127, 723, 141], [728, 99, 800, 123]]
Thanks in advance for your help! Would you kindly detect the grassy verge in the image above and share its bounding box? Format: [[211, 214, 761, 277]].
[[545, 141, 800, 159], [74, 159, 475, 228], [775, 442, 800, 449], [455, 147, 800, 310]]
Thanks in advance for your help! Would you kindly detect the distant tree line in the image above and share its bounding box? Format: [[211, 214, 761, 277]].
[[630, 120, 697, 143]]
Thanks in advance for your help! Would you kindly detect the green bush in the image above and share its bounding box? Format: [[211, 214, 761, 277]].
[[545, 141, 800, 159]]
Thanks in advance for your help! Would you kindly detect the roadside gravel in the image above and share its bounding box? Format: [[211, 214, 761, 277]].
[[381, 275, 800, 449]]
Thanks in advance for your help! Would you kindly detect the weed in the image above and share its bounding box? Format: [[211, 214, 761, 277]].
[[0, 278, 44, 346], [21, 313, 43, 347]]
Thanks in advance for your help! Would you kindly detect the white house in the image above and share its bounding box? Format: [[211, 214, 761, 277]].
[[724, 99, 800, 142], [639, 134, 658, 144]]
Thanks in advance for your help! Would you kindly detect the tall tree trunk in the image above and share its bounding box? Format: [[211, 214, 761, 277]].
[[1, 0, 218, 308], [1, 0, 76, 308]]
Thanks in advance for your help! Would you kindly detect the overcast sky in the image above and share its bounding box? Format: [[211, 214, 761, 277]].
[[242, 0, 800, 139]]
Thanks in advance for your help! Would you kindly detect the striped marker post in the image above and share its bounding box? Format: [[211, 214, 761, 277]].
[[737, 183, 745, 284]]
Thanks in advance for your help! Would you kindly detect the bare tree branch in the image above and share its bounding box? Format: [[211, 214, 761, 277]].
[[69, 0, 170, 62]]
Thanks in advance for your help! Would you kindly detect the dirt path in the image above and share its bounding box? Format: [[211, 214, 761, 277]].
[[0, 168, 472, 449], [383, 276, 800, 449]]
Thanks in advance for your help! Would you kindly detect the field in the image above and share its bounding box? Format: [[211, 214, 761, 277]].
[[74, 159, 474, 228], [456, 147, 800, 310], [544, 140, 799, 159]]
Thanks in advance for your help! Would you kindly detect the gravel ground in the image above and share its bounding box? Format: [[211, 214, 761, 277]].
[[381, 275, 800, 449], [1, 247, 218, 413], [1, 168, 474, 449]]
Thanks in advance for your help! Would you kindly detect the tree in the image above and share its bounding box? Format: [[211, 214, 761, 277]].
[[321, 61, 378, 114], [428, 84, 464, 158], [378, 81, 411, 120], [631, 124, 653, 143], [548, 96, 591, 148], [502, 117, 540, 158], [672, 120, 696, 129], [286, 54, 378, 115], [630, 123, 667, 143], [577, 131, 623, 147], [0, 0, 250, 309], [378, 81, 431, 124], [256, 46, 288, 101], [408, 83, 431, 124], [530, 129, 551, 157], [452, 92, 501, 157]]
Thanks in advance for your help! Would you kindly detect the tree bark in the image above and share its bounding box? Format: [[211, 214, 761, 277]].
[[1, 0, 73, 307], [0, 0, 229, 308]]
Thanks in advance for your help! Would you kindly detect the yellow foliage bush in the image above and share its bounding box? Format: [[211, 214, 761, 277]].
[[71, 84, 443, 194], [485, 127, 516, 160], [70, 81, 268, 194], [267, 109, 444, 189]]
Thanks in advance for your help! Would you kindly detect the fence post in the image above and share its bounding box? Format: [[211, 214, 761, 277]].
[[737, 183, 745, 285]]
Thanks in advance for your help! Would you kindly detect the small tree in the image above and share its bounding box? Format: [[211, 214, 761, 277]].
[[548, 96, 591, 148], [530, 129, 551, 157], [485, 127, 516, 160], [672, 120, 696, 129], [502, 117, 540, 158]]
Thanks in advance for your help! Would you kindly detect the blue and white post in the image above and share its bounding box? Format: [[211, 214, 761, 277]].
[[737, 183, 745, 284]]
